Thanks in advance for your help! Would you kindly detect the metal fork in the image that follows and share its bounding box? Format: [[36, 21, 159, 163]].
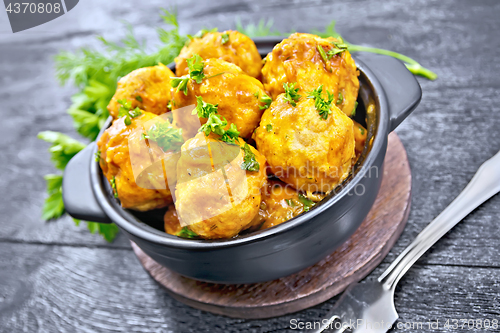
[[308, 149, 500, 333]]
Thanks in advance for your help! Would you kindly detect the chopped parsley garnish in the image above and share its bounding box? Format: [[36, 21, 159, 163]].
[[178, 227, 198, 239], [241, 143, 260, 172], [298, 193, 315, 212], [260, 94, 272, 110], [283, 82, 301, 107], [143, 121, 184, 152], [110, 176, 118, 198], [285, 199, 295, 207], [193, 96, 240, 144], [135, 95, 143, 102], [253, 91, 259, 98], [307, 85, 335, 120], [170, 75, 189, 95], [265, 124, 273, 132], [193, 95, 218, 118], [167, 100, 172, 111], [325, 38, 349, 59], [351, 101, 358, 117], [170, 54, 206, 95], [117, 99, 142, 126], [336, 92, 343, 105], [186, 53, 205, 83], [317, 44, 329, 63], [359, 126, 365, 135], [94, 150, 101, 162], [221, 32, 229, 44]]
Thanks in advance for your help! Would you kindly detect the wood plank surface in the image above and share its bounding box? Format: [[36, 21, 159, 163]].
[[1, 0, 499, 332]]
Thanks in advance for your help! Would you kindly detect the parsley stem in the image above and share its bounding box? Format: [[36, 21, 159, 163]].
[[347, 44, 437, 81]]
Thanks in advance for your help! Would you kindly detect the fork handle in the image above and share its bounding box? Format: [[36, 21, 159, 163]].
[[378, 150, 500, 290]]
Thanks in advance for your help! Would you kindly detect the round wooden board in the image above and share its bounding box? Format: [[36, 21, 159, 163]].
[[131, 132, 411, 319]]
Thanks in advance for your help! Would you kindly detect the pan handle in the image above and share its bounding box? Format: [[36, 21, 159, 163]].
[[62, 143, 111, 223], [355, 53, 422, 132]]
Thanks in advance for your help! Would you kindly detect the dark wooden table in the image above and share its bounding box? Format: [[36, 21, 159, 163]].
[[1, 0, 499, 332]]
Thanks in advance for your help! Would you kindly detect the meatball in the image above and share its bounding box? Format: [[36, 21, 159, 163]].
[[107, 64, 174, 119], [97, 111, 181, 211], [171, 58, 269, 139], [174, 133, 267, 239], [175, 30, 262, 78], [250, 180, 318, 230], [261, 33, 359, 116], [254, 94, 356, 193]]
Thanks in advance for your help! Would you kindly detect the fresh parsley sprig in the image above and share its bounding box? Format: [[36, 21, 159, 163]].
[[186, 54, 205, 83], [143, 121, 184, 152], [307, 85, 335, 120], [37, 131, 86, 170], [171, 54, 206, 95], [193, 96, 240, 144], [241, 143, 260, 172], [118, 99, 142, 125], [283, 82, 301, 107]]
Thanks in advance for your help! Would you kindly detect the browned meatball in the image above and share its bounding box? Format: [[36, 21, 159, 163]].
[[173, 133, 267, 239], [254, 94, 356, 193], [262, 33, 359, 116], [171, 58, 269, 139], [175, 30, 262, 78], [107, 64, 174, 119], [97, 111, 181, 211]]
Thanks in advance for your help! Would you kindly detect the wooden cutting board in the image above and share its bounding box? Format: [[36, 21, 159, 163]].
[[131, 132, 411, 319]]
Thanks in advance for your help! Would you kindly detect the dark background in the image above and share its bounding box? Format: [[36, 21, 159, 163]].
[[1, 0, 499, 332]]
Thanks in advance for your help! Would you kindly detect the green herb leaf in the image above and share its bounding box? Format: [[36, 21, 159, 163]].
[[351, 101, 358, 117], [336, 92, 343, 105], [193, 96, 218, 118], [187, 54, 205, 83], [221, 32, 229, 44], [95, 150, 101, 162], [265, 124, 273, 132], [307, 85, 335, 120], [241, 143, 260, 172], [195, 97, 240, 143], [298, 193, 315, 212], [145, 121, 184, 152], [111, 176, 119, 198], [86, 222, 120, 242], [41, 174, 65, 221], [259, 94, 272, 110], [317, 44, 329, 63], [236, 18, 284, 37], [37, 131, 86, 170], [283, 82, 301, 107], [285, 199, 295, 207], [135, 95, 143, 102], [221, 123, 240, 144], [359, 126, 365, 135], [118, 99, 142, 126], [170, 75, 189, 95], [178, 226, 198, 238]]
